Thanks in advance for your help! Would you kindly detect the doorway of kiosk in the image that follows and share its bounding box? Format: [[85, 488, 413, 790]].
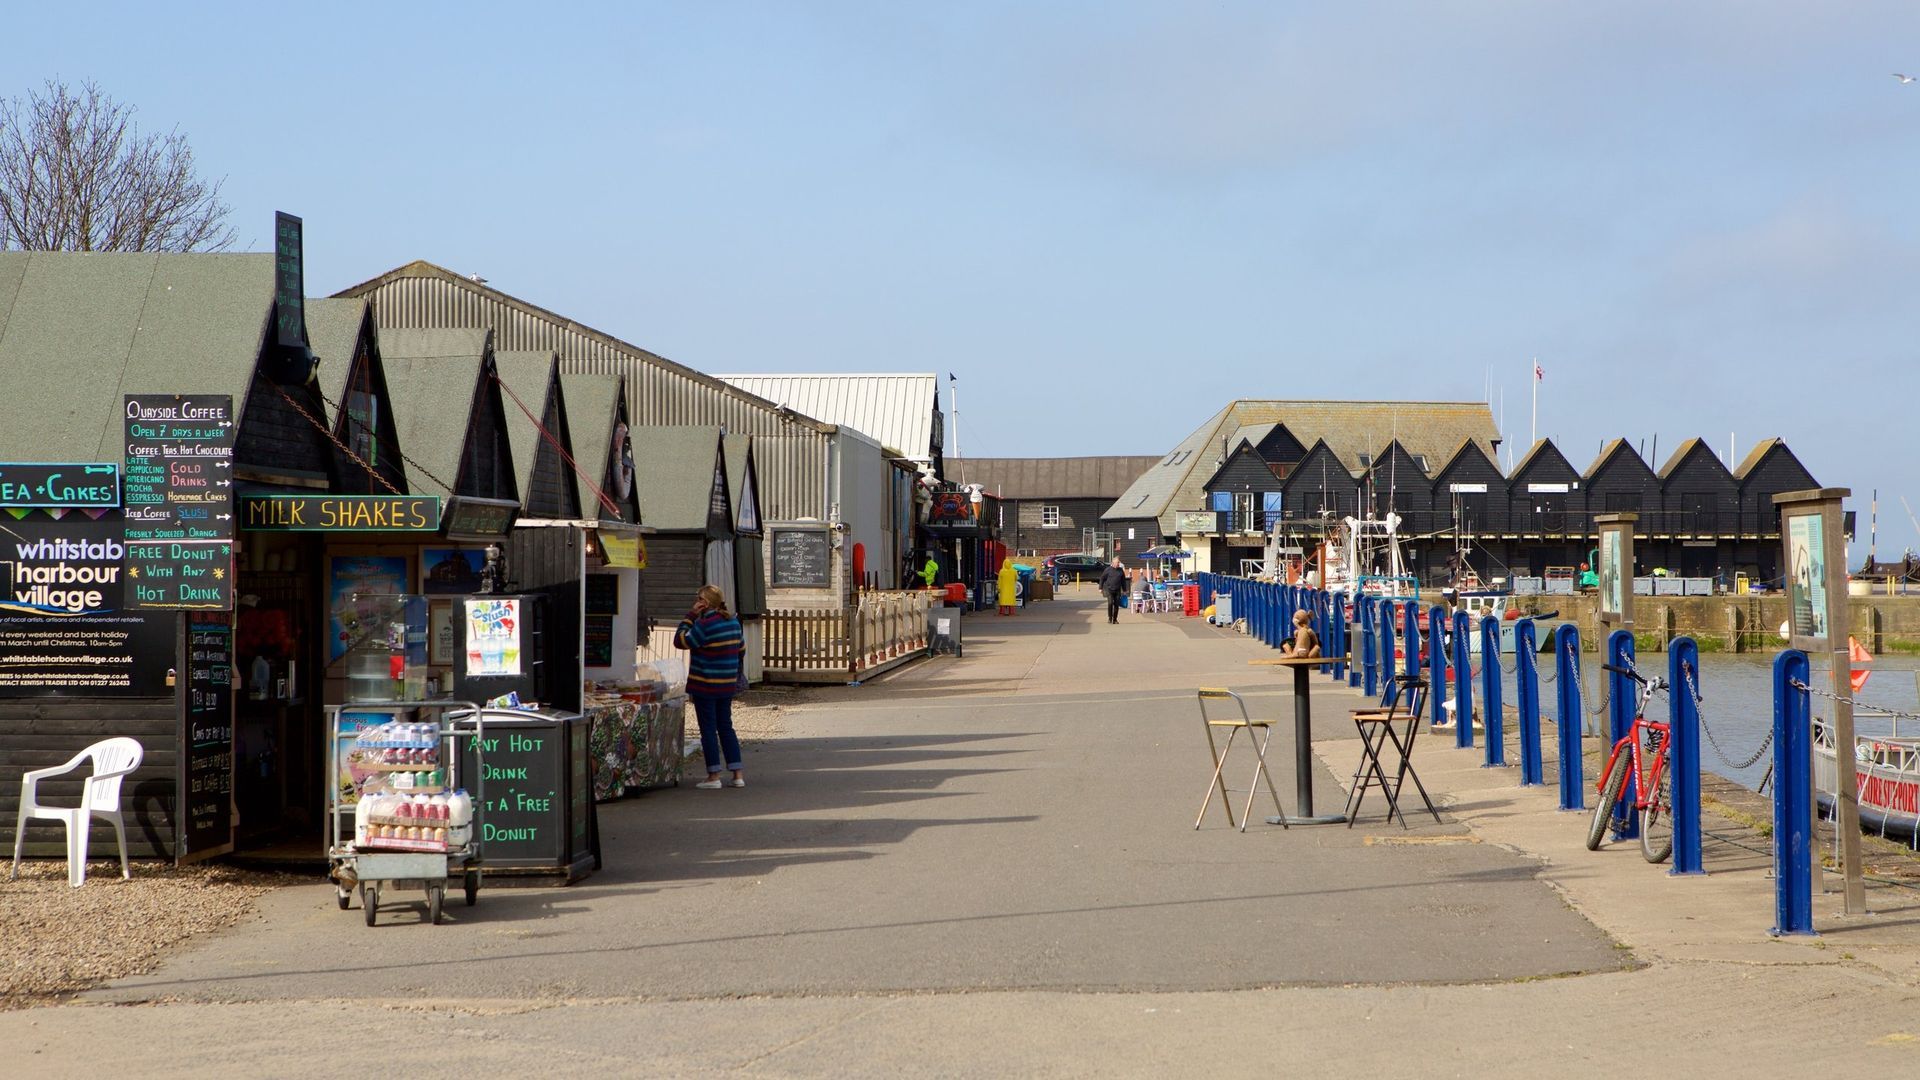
[[231, 532, 328, 858]]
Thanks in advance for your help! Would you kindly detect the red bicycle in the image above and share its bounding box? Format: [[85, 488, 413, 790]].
[[1586, 660, 1674, 863]]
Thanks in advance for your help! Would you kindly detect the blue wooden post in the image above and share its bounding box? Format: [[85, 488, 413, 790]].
[[1427, 606, 1447, 728], [1480, 615, 1505, 767], [1606, 629, 1639, 840], [1668, 637, 1704, 875], [1452, 609, 1474, 748], [1514, 618, 1543, 785], [1772, 649, 1815, 936], [1554, 623, 1584, 811]]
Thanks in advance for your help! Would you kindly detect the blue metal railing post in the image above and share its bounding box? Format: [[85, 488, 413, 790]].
[[1263, 583, 1278, 646], [1378, 599, 1398, 707], [1606, 629, 1639, 839], [1453, 609, 1474, 748], [1772, 649, 1815, 936], [1428, 606, 1447, 728], [1554, 623, 1584, 810], [1514, 618, 1542, 785], [1668, 637, 1704, 875], [1402, 602, 1421, 715], [1480, 615, 1505, 767], [1346, 596, 1361, 688], [1361, 599, 1378, 697]]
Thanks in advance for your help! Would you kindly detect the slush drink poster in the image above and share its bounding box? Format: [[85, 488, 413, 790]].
[[464, 597, 521, 677]]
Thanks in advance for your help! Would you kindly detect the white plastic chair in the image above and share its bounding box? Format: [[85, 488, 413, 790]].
[[11, 737, 144, 887]]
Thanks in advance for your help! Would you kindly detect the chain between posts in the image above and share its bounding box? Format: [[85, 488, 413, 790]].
[[1692, 663, 1772, 771], [1789, 679, 1920, 726]]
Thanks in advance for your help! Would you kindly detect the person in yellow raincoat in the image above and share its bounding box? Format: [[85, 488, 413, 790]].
[[996, 557, 1019, 615]]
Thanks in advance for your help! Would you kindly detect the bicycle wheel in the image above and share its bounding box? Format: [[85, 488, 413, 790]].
[[1587, 748, 1631, 851], [1640, 766, 1674, 864]]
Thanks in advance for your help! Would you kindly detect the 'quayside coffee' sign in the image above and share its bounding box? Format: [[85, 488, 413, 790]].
[[124, 394, 236, 610]]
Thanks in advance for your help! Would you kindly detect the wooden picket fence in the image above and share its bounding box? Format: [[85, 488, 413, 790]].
[[762, 590, 933, 684]]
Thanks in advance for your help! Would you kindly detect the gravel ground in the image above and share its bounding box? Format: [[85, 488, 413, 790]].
[[0, 861, 288, 1010]]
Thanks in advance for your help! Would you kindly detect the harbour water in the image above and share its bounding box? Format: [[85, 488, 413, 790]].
[[1460, 648, 1920, 792]]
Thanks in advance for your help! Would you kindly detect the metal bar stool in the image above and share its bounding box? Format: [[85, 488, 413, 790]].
[[1195, 688, 1289, 832], [1347, 675, 1442, 828]]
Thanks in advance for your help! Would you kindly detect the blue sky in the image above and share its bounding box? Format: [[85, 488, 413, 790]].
[[17, 2, 1920, 555]]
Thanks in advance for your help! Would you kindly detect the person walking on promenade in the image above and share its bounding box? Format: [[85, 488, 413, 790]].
[[996, 556, 1019, 615], [1099, 557, 1129, 625], [920, 552, 940, 590], [675, 585, 747, 789]]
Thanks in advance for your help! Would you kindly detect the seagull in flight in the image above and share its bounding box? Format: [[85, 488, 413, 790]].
[[1897, 73, 1917, 84]]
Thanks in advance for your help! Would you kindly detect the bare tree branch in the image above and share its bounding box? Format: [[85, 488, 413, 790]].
[[0, 79, 232, 253]]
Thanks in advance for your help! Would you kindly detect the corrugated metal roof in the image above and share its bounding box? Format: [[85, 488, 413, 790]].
[[633, 426, 724, 533], [713, 373, 938, 461], [0, 252, 274, 463], [334, 262, 834, 522], [377, 327, 490, 497], [1103, 399, 1501, 532], [946, 456, 1162, 500]]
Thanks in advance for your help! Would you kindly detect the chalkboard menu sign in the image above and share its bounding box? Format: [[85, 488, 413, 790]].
[[123, 394, 236, 541], [583, 616, 614, 667], [124, 394, 236, 611], [584, 574, 619, 616], [456, 716, 584, 870], [770, 528, 832, 588], [181, 611, 235, 858]]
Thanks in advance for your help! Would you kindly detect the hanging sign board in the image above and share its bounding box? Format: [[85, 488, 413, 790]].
[[274, 212, 304, 349], [0, 463, 120, 509], [598, 531, 645, 569], [123, 539, 233, 610], [240, 494, 441, 532], [122, 394, 236, 544], [770, 528, 831, 588], [1174, 511, 1215, 533], [180, 610, 236, 860]]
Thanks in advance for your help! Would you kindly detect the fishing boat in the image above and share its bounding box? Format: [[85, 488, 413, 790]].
[[1813, 720, 1920, 839]]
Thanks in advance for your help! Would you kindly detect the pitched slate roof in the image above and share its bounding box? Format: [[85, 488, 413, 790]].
[[558, 372, 632, 524], [1732, 438, 1799, 481], [377, 327, 491, 496], [713, 373, 938, 460], [307, 297, 369, 408], [723, 433, 759, 532], [1656, 437, 1729, 480], [1104, 400, 1499, 530], [946, 456, 1162, 500], [0, 251, 274, 462], [632, 426, 725, 533], [494, 349, 561, 504]]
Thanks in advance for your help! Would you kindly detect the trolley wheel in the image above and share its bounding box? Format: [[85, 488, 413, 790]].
[[464, 870, 479, 907], [336, 887, 351, 911], [429, 886, 444, 926], [363, 885, 378, 927]]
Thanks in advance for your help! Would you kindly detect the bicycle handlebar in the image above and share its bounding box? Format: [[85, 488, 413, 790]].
[[1601, 663, 1647, 683]]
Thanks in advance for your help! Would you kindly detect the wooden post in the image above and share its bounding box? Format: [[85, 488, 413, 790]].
[[1774, 488, 1865, 916]]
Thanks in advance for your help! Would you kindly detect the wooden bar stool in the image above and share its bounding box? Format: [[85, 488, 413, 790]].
[[1195, 688, 1289, 832]]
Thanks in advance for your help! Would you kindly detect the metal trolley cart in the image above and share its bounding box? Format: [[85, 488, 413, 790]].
[[326, 701, 486, 926]]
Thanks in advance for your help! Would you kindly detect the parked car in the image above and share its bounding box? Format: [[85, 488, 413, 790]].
[[1045, 553, 1106, 582]]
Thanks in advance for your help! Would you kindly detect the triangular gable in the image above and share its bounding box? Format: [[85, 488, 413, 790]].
[[724, 434, 760, 535], [496, 350, 580, 519], [1733, 438, 1815, 488], [320, 303, 409, 495], [1200, 441, 1271, 493], [706, 444, 732, 536], [1656, 438, 1732, 484], [1430, 439, 1505, 490], [1362, 439, 1430, 484], [1280, 439, 1356, 496], [1507, 438, 1581, 487], [1253, 423, 1307, 465]]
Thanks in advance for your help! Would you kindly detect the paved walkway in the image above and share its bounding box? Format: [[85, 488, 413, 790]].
[[9, 597, 1920, 1076]]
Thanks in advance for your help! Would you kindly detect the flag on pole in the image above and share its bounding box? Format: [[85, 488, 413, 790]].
[[1534, 363, 1544, 381]]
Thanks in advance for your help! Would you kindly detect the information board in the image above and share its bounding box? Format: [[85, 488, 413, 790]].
[[770, 528, 832, 588], [583, 615, 614, 666], [459, 721, 566, 867], [0, 516, 175, 696], [274, 212, 304, 349], [180, 611, 235, 859]]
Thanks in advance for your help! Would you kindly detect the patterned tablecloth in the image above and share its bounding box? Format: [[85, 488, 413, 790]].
[[585, 696, 687, 801]]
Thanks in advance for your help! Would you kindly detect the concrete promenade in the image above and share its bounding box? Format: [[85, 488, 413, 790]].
[[7, 596, 1920, 1077]]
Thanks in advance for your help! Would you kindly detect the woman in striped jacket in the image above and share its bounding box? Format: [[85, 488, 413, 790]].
[[675, 584, 747, 789]]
